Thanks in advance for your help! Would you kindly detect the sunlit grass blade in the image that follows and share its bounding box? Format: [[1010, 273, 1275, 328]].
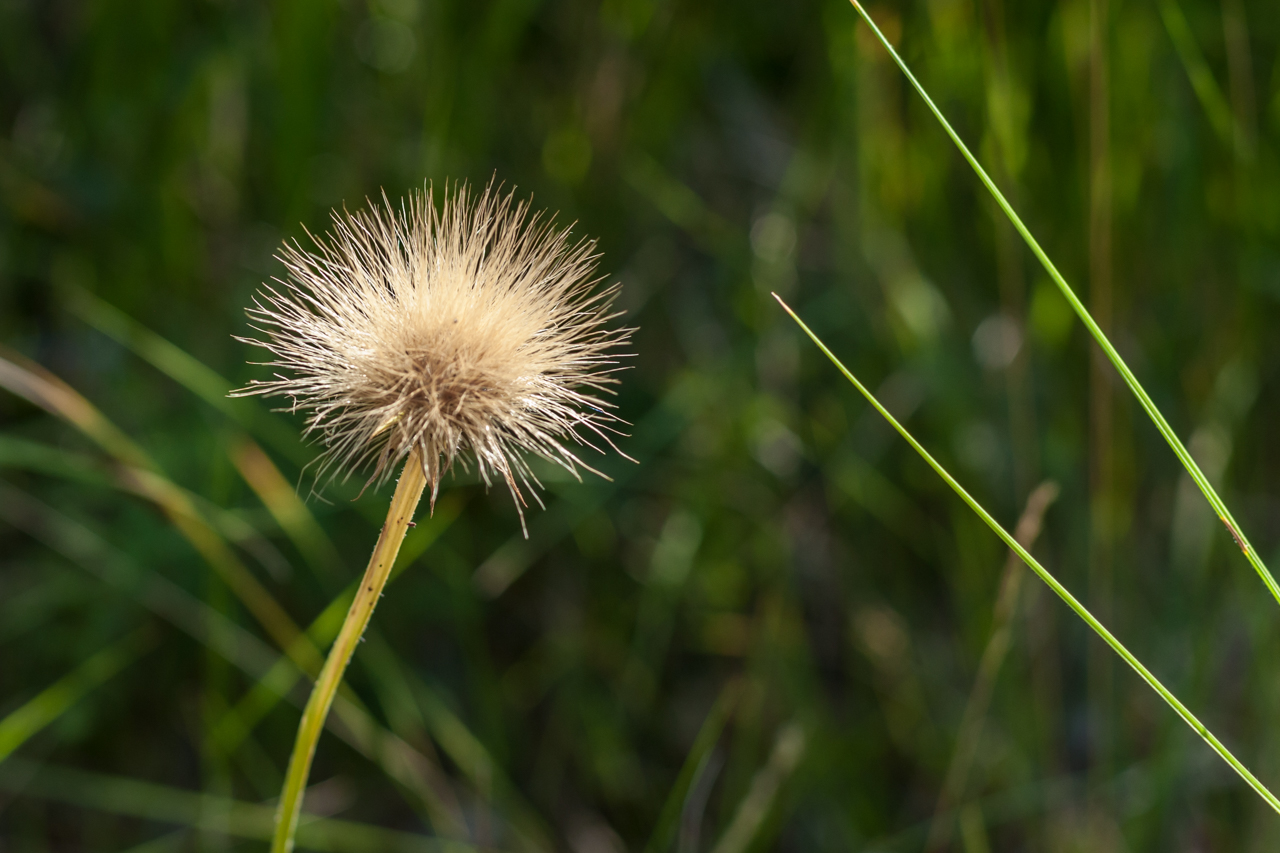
[[0, 627, 152, 762], [231, 437, 344, 584], [270, 454, 431, 853], [0, 344, 148, 468], [211, 454, 464, 786], [121, 466, 322, 669], [0, 479, 282, 676], [16, 300, 478, 835], [776, 293, 1280, 814], [843, 0, 1280, 611], [206, 508, 475, 841], [250, 594, 470, 837], [0, 364, 390, 804], [0, 757, 476, 853], [213, 584, 368, 760]]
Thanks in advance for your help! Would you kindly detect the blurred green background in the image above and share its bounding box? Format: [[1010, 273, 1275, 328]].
[[3, 0, 1280, 849]]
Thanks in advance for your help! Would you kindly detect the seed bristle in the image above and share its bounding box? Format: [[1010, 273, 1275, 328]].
[[233, 181, 632, 526]]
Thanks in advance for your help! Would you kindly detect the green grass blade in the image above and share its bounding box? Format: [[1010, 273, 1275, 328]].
[[211, 496, 463, 758], [843, 0, 1280, 611], [0, 434, 293, 582], [1154, 0, 1240, 154], [0, 757, 473, 853], [473, 382, 687, 598], [61, 285, 306, 465], [0, 435, 114, 488], [642, 679, 741, 853], [0, 628, 152, 762], [0, 482, 465, 832], [708, 721, 806, 853], [0, 349, 320, 664], [406, 671, 556, 853], [776, 293, 1280, 814], [230, 438, 344, 584]]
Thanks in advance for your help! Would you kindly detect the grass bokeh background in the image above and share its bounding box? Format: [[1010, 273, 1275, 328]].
[[4, 0, 1280, 849]]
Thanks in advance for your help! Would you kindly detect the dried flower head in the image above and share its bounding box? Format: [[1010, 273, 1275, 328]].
[[235, 183, 631, 522]]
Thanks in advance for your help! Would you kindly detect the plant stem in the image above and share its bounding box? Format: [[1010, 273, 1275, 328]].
[[272, 451, 428, 853], [775, 293, 1280, 815]]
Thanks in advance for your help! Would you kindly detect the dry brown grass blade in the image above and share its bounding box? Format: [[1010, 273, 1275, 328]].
[[121, 466, 323, 670], [0, 343, 464, 831], [231, 438, 344, 584], [924, 481, 1059, 850], [0, 346, 145, 466], [0, 345, 318, 670], [0, 479, 469, 837], [0, 350, 470, 835], [0, 341, 470, 833]]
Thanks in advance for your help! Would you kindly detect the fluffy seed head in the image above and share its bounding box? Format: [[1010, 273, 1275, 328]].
[[235, 183, 631, 521]]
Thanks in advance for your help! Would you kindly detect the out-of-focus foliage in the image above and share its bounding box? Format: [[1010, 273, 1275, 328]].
[[2, 0, 1280, 849]]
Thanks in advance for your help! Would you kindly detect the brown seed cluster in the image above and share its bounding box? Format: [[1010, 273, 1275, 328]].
[[235, 183, 630, 522]]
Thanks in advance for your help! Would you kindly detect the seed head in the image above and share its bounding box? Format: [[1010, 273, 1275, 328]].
[[234, 183, 631, 524]]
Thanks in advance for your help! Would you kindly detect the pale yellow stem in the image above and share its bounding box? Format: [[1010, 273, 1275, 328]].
[[272, 451, 428, 853]]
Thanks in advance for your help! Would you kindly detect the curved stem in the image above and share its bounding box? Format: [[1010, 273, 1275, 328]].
[[272, 452, 428, 853]]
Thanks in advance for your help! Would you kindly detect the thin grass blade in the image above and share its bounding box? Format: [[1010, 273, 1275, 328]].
[[231, 438, 344, 584], [643, 679, 741, 853], [0, 435, 115, 488], [0, 433, 292, 582], [0, 627, 152, 762], [708, 721, 806, 853], [842, 0, 1280, 610], [61, 285, 305, 464], [925, 482, 1058, 851], [776, 293, 1280, 813], [0, 481, 467, 835], [210, 492, 463, 761], [0, 348, 318, 664], [1154, 0, 1241, 154], [0, 757, 473, 853], [406, 668, 556, 852]]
